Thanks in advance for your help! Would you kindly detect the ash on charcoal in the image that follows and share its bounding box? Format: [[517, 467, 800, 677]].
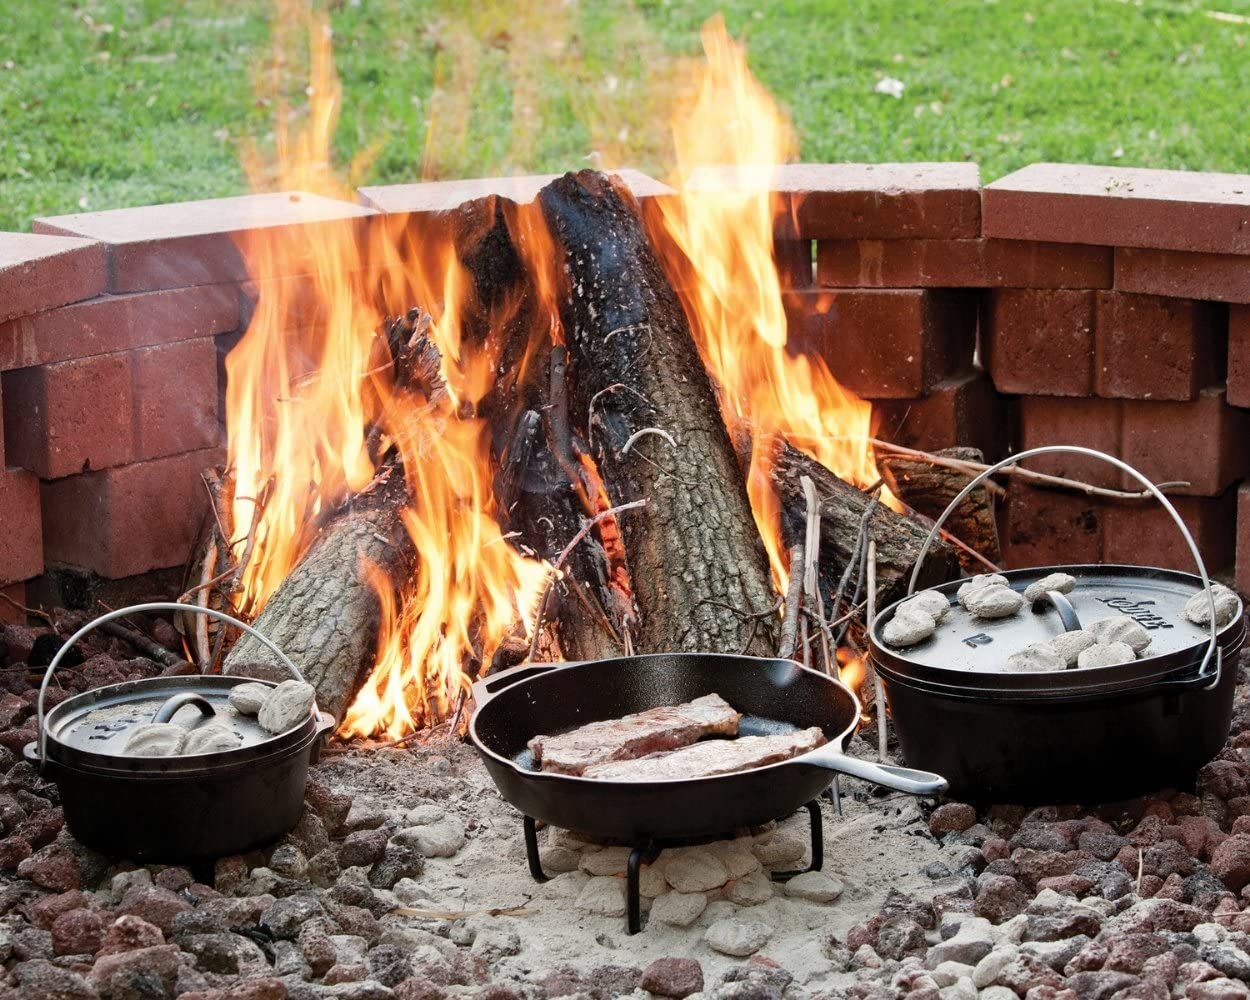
[[182, 722, 244, 755], [1051, 628, 1097, 667], [1077, 640, 1137, 668], [228, 681, 272, 716], [963, 584, 1024, 620], [123, 721, 186, 756], [1004, 643, 1066, 673], [1086, 615, 1152, 653], [898, 589, 951, 622], [1023, 572, 1077, 604], [1185, 583, 1241, 628], [882, 607, 937, 647], [257, 679, 317, 734]]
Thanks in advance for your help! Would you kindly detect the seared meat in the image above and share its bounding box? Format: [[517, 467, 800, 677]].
[[529, 693, 741, 775], [582, 726, 827, 781]]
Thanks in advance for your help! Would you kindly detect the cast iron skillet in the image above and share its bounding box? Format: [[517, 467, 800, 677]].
[[469, 652, 948, 841]]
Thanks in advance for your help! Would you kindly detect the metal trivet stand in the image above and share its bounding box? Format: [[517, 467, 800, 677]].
[[521, 799, 826, 934]]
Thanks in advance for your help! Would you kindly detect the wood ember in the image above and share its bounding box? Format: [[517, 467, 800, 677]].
[[769, 439, 960, 609], [878, 445, 1002, 572], [538, 170, 779, 656]]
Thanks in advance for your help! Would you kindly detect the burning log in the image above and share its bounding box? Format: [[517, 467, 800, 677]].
[[878, 446, 1002, 573], [768, 440, 960, 609], [538, 171, 778, 656]]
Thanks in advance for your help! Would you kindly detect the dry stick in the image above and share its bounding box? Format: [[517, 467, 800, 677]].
[[834, 490, 881, 649], [801, 475, 833, 677], [778, 543, 806, 660], [871, 438, 1190, 500], [866, 539, 889, 762], [193, 539, 218, 672], [0, 592, 55, 629], [94, 617, 185, 671], [938, 526, 1002, 574], [392, 904, 534, 920], [526, 499, 650, 662]]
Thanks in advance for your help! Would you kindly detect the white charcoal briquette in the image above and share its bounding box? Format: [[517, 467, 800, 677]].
[[182, 723, 244, 755], [956, 574, 1010, 609], [1183, 584, 1240, 628], [1003, 643, 1066, 673], [228, 681, 272, 716], [963, 584, 1024, 620], [1077, 641, 1136, 669], [1023, 572, 1077, 604], [124, 722, 187, 757], [898, 589, 951, 622], [1049, 629, 1096, 667], [1086, 616, 1151, 654], [882, 608, 937, 647], [257, 680, 318, 735]]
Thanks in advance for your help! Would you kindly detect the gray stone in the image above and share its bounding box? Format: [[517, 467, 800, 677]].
[[651, 891, 707, 927], [979, 987, 1017, 1000], [1023, 572, 1076, 604], [925, 916, 993, 967], [939, 978, 977, 1000], [704, 917, 772, 957], [402, 803, 445, 826], [391, 819, 464, 859], [930, 961, 974, 987], [971, 945, 1017, 988], [783, 870, 844, 903], [227, 681, 272, 716], [258, 680, 317, 735], [470, 925, 520, 963]]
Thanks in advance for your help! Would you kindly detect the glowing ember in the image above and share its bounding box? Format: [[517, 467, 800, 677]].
[[651, 15, 894, 591]]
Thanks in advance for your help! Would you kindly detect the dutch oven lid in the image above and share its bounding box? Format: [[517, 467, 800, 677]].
[[871, 564, 1244, 695], [33, 602, 326, 776]]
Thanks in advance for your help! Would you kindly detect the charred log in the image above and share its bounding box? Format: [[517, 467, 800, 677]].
[[769, 440, 960, 608], [879, 446, 1002, 573], [538, 171, 778, 655]]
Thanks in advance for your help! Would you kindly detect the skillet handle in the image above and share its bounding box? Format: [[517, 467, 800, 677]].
[[471, 661, 575, 710], [798, 744, 948, 797]]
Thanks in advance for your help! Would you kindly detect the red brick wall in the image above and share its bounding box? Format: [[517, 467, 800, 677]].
[[2, 162, 1249, 597]]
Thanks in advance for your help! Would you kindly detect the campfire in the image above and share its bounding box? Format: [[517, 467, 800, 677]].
[[198, 15, 959, 742]]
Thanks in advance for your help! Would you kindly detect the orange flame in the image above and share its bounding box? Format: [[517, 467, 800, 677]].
[[226, 10, 546, 738], [652, 16, 891, 589]]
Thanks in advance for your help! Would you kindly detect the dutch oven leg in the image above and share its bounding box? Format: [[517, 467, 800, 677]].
[[771, 800, 824, 881], [626, 845, 662, 934], [522, 815, 549, 883]]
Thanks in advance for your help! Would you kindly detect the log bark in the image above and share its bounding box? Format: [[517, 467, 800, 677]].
[[538, 171, 778, 655], [769, 440, 960, 608], [879, 447, 1001, 573]]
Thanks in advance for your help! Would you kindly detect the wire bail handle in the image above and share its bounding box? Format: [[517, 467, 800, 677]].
[[904, 446, 1220, 687], [36, 601, 316, 768]]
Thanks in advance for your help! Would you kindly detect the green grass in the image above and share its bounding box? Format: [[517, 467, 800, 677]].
[[2, 0, 1249, 231]]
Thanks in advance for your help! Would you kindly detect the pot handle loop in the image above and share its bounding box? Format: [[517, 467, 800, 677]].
[[1034, 590, 1083, 634], [152, 692, 216, 724], [906, 446, 1221, 692], [36, 601, 317, 771], [470, 661, 569, 711]]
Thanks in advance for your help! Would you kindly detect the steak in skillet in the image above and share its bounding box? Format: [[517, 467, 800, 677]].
[[529, 693, 741, 775], [582, 726, 826, 781]]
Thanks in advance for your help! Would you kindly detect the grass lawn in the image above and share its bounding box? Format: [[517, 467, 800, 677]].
[[2, 0, 1249, 231]]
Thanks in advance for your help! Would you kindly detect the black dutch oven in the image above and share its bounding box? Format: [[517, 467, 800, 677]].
[[869, 446, 1244, 803], [28, 602, 335, 862]]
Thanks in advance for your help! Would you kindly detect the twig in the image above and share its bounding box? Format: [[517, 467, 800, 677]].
[[778, 543, 806, 660], [392, 904, 534, 920], [834, 490, 881, 649], [620, 427, 677, 456], [586, 382, 650, 444], [871, 438, 1190, 500], [527, 499, 649, 661], [801, 475, 832, 676], [446, 690, 467, 740], [193, 540, 218, 671], [939, 527, 1002, 573], [1136, 847, 1144, 895], [0, 593, 55, 629], [97, 620, 186, 670], [867, 540, 888, 761]]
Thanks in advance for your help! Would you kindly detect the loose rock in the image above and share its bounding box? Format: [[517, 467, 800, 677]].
[[704, 917, 772, 957], [640, 957, 703, 999], [783, 870, 844, 903]]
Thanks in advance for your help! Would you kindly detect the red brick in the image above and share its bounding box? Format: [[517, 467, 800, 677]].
[[1237, 484, 1250, 593], [784, 288, 976, 398], [1001, 484, 1105, 569], [0, 233, 107, 323], [985, 289, 1096, 396], [0, 284, 240, 372], [132, 339, 220, 460], [0, 468, 42, 585], [1229, 306, 1250, 408], [872, 370, 1014, 461], [1116, 248, 1250, 304], [2, 354, 134, 479], [1093, 292, 1223, 400], [1018, 396, 1124, 488], [41, 449, 224, 578], [1121, 388, 1250, 496], [34, 192, 375, 293], [357, 168, 671, 214], [687, 163, 981, 240], [984, 163, 1250, 254], [0, 584, 26, 624], [815, 239, 1112, 288], [1103, 488, 1237, 574]]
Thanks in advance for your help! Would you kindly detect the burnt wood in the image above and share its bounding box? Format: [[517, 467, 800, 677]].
[[879, 446, 1002, 573], [769, 440, 960, 608], [538, 170, 778, 656]]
